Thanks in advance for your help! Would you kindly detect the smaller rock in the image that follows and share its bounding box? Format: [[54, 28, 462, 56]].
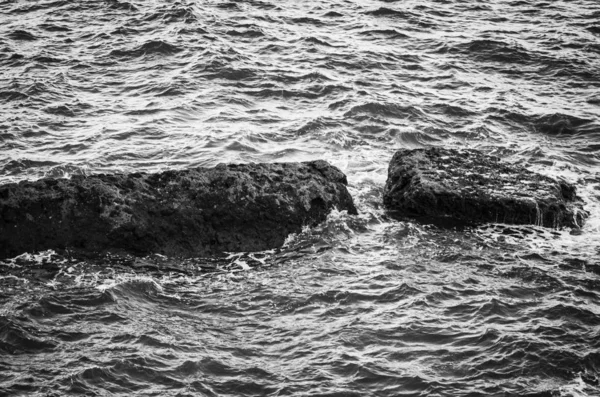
[[383, 148, 588, 228]]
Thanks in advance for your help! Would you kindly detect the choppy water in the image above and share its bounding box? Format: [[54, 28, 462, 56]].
[[2, 0, 600, 395]]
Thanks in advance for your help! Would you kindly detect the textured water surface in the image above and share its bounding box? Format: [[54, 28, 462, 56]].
[[1, 0, 600, 395]]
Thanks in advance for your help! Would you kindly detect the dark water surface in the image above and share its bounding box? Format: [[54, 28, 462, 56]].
[[2, 0, 600, 395]]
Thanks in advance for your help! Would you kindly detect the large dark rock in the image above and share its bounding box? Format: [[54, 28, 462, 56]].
[[383, 148, 588, 228], [0, 161, 357, 259]]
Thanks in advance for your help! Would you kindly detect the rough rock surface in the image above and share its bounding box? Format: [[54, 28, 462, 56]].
[[0, 161, 357, 259], [383, 148, 587, 228]]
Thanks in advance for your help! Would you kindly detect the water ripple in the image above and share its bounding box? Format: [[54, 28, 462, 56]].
[[2, 0, 600, 395]]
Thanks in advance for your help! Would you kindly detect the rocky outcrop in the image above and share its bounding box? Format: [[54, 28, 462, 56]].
[[0, 161, 357, 259], [383, 148, 587, 228]]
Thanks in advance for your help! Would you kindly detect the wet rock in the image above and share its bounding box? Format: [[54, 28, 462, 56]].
[[0, 161, 357, 259], [383, 148, 587, 228]]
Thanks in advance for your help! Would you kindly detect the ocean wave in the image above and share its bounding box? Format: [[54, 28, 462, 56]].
[[144, 4, 197, 23], [7, 1, 66, 14], [0, 317, 58, 354], [289, 17, 326, 26], [201, 66, 258, 81], [27, 290, 116, 318], [0, 91, 29, 102], [216, 2, 240, 10], [7, 30, 37, 41], [323, 11, 344, 18], [107, 0, 137, 12], [358, 29, 410, 39], [226, 28, 265, 38], [271, 71, 334, 83], [98, 277, 163, 296], [302, 36, 339, 47], [109, 40, 183, 58], [66, 359, 185, 393], [43, 104, 76, 117], [533, 113, 594, 136], [393, 130, 443, 148], [447, 39, 533, 64], [364, 7, 414, 19], [2, 0, 600, 395], [39, 23, 71, 32], [344, 102, 426, 120], [243, 84, 349, 100]]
